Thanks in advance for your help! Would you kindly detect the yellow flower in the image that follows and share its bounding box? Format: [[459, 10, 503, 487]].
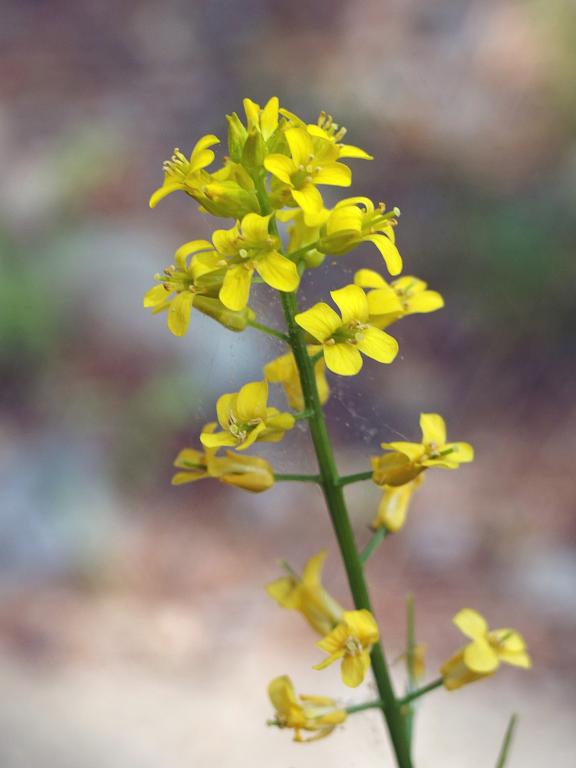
[[315, 609, 379, 688], [280, 109, 373, 161], [295, 285, 398, 376], [355, 269, 444, 328], [266, 551, 344, 636], [200, 381, 294, 451], [318, 198, 402, 275], [268, 675, 347, 743], [172, 424, 274, 492], [441, 609, 531, 691], [308, 111, 373, 160], [265, 127, 351, 218], [142, 240, 224, 336], [212, 213, 300, 310], [264, 348, 329, 411], [372, 413, 474, 487], [149, 135, 220, 208], [371, 475, 424, 533]]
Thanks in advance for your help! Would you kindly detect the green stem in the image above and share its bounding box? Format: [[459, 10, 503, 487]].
[[405, 593, 416, 746], [399, 678, 443, 707], [495, 714, 518, 768], [280, 289, 413, 768], [273, 473, 321, 483], [360, 527, 388, 563], [293, 409, 314, 421], [285, 240, 322, 262], [247, 319, 290, 343], [345, 699, 384, 716], [339, 470, 374, 487]]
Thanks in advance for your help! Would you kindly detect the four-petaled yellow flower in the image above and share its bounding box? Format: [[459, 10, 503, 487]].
[[200, 381, 294, 451], [371, 475, 424, 533], [268, 675, 347, 743], [441, 609, 531, 691], [143, 240, 224, 336], [149, 135, 220, 209], [373, 413, 474, 486], [265, 127, 351, 219], [266, 551, 344, 636], [319, 198, 402, 275], [295, 285, 399, 376], [307, 112, 373, 160], [354, 269, 444, 328], [264, 348, 329, 411], [172, 423, 274, 492], [211, 213, 300, 310], [315, 609, 379, 688]]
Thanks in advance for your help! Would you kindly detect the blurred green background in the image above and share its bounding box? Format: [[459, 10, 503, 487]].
[[1, 1, 575, 766]]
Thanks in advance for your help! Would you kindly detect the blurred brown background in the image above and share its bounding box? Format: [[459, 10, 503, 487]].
[[1, 1, 575, 765]]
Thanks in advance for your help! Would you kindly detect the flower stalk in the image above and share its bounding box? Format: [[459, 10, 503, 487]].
[[279, 288, 414, 768]]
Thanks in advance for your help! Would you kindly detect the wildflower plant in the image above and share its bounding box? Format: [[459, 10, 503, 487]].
[[146, 97, 531, 766]]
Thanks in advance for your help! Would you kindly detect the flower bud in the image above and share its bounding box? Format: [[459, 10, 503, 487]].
[[193, 295, 255, 331], [226, 112, 247, 162]]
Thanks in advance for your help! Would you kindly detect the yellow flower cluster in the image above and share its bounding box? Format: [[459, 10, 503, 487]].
[[145, 98, 531, 748]]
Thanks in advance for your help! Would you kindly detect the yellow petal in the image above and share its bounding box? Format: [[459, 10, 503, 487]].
[[200, 430, 238, 449], [261, 97, 279, 139], [266, 577, 301, 609], [324, 342, 363, 376], [354, 269, 387, 289], [302, 551, 327, 586], [497, 649, 532, 669], [374, 484, 414, 532], [268, 675, 298, 716], [405, 291, 444, 314], [241, 212, 272, 243], [143, 284, 170, 308], [490, 629, 527, 653], [366, 287, 404, 316], [256, 251, 300, 292], [295, 303, 341, 342], [453, 608, 488, 640], [264, 154, 295, 185], [464, 639, 500, 674], [365, 234, 402, 276], [173, 448, 205, 469], [171, 471, 208, 485], [292, 183, 324, 213], [216, 392, 236, 430], [356, 326, 399, 364], [236, 421, 267, 450], [314, 163, 352, 187], [167, 291, 194, 336], [285, 127, 314, 166], [338, 144, 373, 160], [220, 265, 253, 311], [343, 610, 379, 646], [236, 380, 268, 422], [149, 182, 183, 209], [420, 413, 447, 446], [317, 623, 349, 655], [445, 442, 475, 463], [174, 239, 214, 269], [341, 652, 371, 688], [380, 441, 424, 462], [327, 205, 363, 236], [330, 284, 368, 324]]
